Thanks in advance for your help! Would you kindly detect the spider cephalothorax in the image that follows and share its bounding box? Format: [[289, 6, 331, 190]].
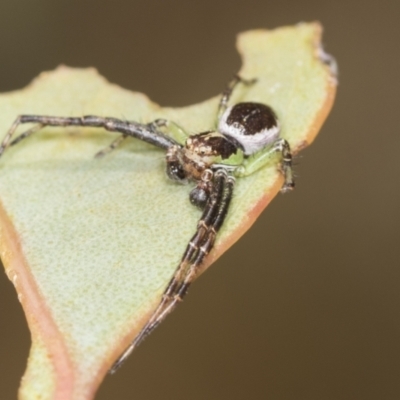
[[0, 75, 294, 372], [167, 131, 242, 182]]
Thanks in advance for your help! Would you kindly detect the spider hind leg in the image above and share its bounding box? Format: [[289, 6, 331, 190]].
[[275, 138, 295, 192], [234, 138, 295, 192], [217, 75, 257, 124]]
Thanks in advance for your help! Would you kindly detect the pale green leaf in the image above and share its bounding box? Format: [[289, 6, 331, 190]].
[[0, 23, 336, 400]]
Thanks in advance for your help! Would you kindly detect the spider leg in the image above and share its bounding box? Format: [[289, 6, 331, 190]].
[[235, 138, 295, 192], [0, 115, 180, 157], [274, 139, 295, 192], [157, 172, 235, 316], [142, 170, 232, 327], [9, 124, 44, 147], [110, 170, 235, 373], [95, 119, 190, 158], [148, 119, 190, 145], [94, 134, 128, 158], [216, 75, 257, 124]]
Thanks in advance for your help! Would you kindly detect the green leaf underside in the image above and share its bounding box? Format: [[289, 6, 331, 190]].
[[0, 23, 335, 400]]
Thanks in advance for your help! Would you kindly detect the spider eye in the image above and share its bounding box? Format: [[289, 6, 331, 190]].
[[198, 146, 207, 156], [166, 160, 187, 182]]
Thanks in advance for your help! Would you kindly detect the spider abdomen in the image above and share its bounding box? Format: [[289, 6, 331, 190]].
[[218, 102, 280, 155]]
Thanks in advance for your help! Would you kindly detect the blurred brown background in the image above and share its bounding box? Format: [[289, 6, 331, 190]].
[[0, 0, 399, 399]]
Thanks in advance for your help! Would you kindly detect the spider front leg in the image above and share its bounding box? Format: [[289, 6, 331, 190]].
[[110, 169, 235, 373], [94, 134, 128, 158], [95, 118, 190, 157], [0, 115, 180, 158], [148, 119, 190, 145], [235, 138, 295, 192]]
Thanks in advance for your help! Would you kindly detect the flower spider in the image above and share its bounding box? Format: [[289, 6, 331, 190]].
[[0, 75, 294, 372]]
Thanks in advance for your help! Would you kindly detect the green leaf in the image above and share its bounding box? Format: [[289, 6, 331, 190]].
[[0, 23, 336, 399]]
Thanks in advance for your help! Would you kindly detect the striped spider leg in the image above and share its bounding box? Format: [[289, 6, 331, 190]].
[[0, 115, 180, 156], [110, 168, 235, 372], [0, 75, 294, 374]]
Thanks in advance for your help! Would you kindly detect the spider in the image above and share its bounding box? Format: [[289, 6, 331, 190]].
[[0, 75, 294, 372]]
